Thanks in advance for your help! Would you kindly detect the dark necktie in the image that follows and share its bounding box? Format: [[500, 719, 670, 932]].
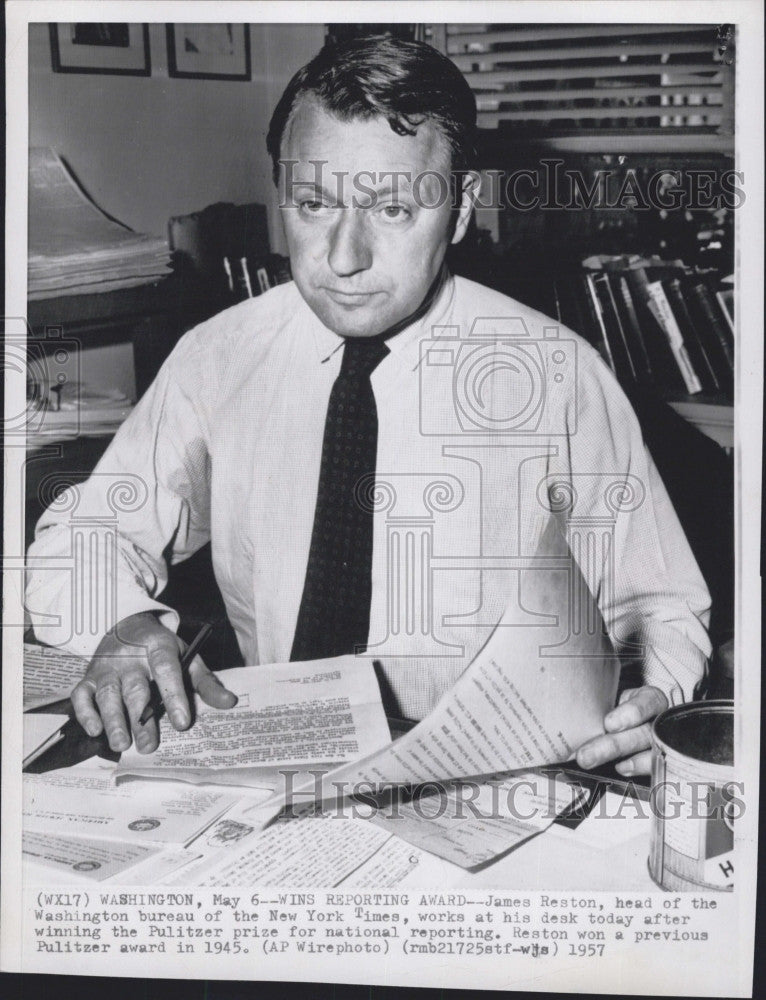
[[290, 336, 390, 661]]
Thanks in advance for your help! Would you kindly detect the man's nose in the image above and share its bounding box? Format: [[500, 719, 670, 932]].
[[327, 209, 372, 277]]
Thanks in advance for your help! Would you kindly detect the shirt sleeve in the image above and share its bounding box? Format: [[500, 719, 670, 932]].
[[25, 331, 214, 660], [548, 343, 712, 701]]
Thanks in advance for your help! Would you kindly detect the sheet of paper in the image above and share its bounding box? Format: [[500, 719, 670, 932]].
[[23, 643, 88, 710], [369, 771, 589, 869], [339, 830, 463, 889], [23, 771, 238, 846], [112, 848, 207, 887], [22, 713, 68, 767], [116, 656, 391, 786], [281, 528, 620, 808], [281, 630, 618, 805], [169, 813, 394, 888], [22, 830, 160, 882]]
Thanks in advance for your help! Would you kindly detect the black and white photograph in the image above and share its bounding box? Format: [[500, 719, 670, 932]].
[[1, 2, 762, 996]]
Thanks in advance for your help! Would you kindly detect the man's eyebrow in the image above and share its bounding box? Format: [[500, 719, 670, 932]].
[[290, 181, 333, 196], [366, 182, 415, 198], [289, 179, 417, 198]]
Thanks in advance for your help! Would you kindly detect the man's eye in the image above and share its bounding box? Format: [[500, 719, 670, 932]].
[[378, 205, 410, 222], [299, 200, 328, 215]]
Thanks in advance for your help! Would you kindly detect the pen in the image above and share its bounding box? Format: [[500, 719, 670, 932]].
[[138, 623, 213, 726]]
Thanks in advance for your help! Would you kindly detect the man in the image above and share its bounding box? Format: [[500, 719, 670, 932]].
[[26, 35, 711, 776]]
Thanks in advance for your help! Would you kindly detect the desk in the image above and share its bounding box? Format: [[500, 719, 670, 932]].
[[27, 275, 182, 401]]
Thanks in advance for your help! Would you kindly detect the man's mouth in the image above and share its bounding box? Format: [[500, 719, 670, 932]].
[[323, 288, 379, 305]]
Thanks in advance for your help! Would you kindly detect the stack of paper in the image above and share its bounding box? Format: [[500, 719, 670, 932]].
[[20, 541, 621, 887], [26, 383, 134, 450], [28, 147, 171, 300], [23, 766, 239, 846]]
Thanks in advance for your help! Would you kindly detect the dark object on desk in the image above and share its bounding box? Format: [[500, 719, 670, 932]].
[[169, 201, 279, 326], [24, 698, 119, 773]]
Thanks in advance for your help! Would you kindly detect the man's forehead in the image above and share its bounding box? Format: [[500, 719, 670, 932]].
[[281, 96, 452, 180]]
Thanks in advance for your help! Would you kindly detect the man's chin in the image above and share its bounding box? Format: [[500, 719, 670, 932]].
[[311, 297, 393, 339]]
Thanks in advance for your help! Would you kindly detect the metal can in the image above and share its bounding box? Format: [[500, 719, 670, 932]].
[[648, 700, 735, 891]]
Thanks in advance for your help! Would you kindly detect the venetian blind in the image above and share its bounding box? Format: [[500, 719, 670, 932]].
[[427, 24, 734, 138]]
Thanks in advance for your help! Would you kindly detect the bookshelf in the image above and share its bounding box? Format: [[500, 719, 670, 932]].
[[460, 135, 736, 451]]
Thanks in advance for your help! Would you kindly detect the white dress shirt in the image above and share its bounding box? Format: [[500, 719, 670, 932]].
[[26, 274, 711, 717]]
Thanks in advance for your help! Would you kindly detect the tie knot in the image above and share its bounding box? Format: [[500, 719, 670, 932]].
[[339, 337, 390, 379]]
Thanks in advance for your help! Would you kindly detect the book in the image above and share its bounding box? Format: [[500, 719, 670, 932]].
[[592, 272, 638, 384], [690, 279, 735, 361], [684, 280, 735, 397], [255, 264, 271, 294], [662, 277, 721, 393], [553, 272, 589, 340], [582, 272, 616, 373], [645, 281, 703, 394], [612, 274, 653, 384], [716, 288, 735, 335], [624, 267, 687, 393]]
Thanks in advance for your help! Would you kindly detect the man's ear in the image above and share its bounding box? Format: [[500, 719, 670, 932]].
[[450, 171, 482, 246]]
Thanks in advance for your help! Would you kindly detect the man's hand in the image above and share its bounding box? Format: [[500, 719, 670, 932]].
[[71, 612, 237, 755], [575, 686, 669, 777]]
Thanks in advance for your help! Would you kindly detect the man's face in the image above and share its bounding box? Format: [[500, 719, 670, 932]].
[[279, 98, 472, 338]]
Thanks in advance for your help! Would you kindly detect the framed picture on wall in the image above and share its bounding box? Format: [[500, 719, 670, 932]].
[[166, 24, 251, 80], [49, 23, 151, 76]]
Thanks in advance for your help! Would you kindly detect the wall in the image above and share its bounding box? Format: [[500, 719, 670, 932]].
[[28, 22, 326, 253]]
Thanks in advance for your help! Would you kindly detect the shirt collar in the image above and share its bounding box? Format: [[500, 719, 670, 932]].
[[306, 271, 457, 371]]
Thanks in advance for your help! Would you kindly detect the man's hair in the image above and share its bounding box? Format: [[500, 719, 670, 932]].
[[266, 33, 477, 184]]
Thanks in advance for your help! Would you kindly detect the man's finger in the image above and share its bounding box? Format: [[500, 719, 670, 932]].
[[71, 678, 104, 738], [121, 671, 160, 754], [615, 749, 654, 777], [576, 722, 654, 770], [147, 642, 190, 730], [94, 677, 132, 752], [604, 686, 668, 733], [189, 658, 238, 710]]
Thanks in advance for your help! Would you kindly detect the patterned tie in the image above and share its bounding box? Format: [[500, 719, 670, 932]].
[[290, 335, 390, 661]]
